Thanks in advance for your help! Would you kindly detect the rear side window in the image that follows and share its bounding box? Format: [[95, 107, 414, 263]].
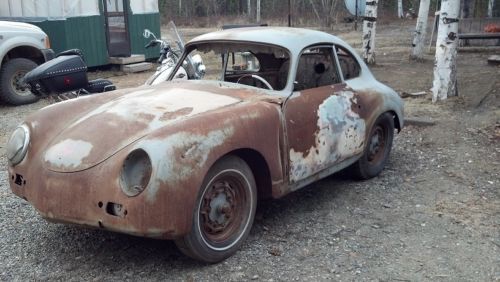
[[336, 46, 361, 80]]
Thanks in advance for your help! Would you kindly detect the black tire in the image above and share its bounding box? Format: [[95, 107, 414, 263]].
[[0, 58, 39, 105], [175, 155, 257, 263], [351, 112, 395, 179]]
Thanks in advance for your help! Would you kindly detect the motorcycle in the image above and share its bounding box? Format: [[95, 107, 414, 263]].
[[144, 21, 205, 85], [22, 49, 116, 102]]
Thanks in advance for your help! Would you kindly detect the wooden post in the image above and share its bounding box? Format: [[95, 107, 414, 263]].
[[431, 0, 460, 102], [256, 0, 261, 22], [363, 0, 378, 64], [411, 0, 431, 60], [288, 0, 292, 27]]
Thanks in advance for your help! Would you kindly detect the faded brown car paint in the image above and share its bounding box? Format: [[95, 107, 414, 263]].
[[9, 81, 287, 238], [8, 27, 403, 249]]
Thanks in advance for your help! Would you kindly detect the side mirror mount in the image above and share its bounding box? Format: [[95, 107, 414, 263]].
[[143, 29, 156, 40], [293, 81, 304, 92]]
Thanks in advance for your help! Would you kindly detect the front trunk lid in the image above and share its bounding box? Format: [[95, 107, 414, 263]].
[[43, 83, 242, 172]]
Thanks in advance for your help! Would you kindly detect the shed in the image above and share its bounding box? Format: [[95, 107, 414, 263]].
[[0, 0, 161, 67]]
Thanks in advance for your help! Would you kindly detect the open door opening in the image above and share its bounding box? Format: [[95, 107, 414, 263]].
[[104, 0, 131, 57]]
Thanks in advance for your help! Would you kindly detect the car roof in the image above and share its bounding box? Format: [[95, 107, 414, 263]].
[[187, 27, 348, 54]]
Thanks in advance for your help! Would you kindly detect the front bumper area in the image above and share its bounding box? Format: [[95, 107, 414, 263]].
[[7, 158, 192, 240]]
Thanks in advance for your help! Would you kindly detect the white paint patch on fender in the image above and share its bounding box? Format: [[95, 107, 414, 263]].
[[138, 126, 235, 202], [44, 139, 93, 169]]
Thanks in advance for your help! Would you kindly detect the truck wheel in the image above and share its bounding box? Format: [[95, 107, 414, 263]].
[[175, 156, 257, 263], [350, 112, 395, 179], [0, 58, 39, 105]]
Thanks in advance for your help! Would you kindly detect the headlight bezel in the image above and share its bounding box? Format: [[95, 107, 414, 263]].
[[119, 149, 152, 197], [6, 124, 30, 166]]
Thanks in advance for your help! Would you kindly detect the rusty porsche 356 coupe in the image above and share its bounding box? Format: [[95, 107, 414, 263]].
[[7, 27, 403, 262]]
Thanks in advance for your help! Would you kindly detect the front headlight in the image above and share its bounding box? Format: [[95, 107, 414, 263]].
[[6, 124, 30, 166], [120, 149, 152, 197]]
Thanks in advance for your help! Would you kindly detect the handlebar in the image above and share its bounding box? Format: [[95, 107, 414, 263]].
[[145, 40, 158, 49]]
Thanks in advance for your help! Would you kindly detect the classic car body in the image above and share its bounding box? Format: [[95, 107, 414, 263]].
[[7, 27, 403, 262]]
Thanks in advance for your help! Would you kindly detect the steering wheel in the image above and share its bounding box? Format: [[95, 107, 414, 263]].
[[236, 74, 273, 90]]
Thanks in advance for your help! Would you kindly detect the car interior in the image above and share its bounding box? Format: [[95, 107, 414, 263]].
[[191, 43, 361, 91]]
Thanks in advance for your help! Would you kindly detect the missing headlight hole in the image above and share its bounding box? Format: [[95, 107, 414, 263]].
[[105, 202, 126, 218], [14, 174, 24, 186]]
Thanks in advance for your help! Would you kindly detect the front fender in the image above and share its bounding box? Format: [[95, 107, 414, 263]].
[[130, 101, 284, 236]]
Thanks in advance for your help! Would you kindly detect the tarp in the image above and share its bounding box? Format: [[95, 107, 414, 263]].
[[344, 0, 366, 17], [0, 0, 159, 19], [129, 0, 158, 14], [0, 0, 99, 19]]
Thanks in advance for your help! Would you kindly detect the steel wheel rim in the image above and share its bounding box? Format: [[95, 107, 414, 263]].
[[367, 125, 386, 164], [11, 70, 31, 96], [197, 169, 253, 251]]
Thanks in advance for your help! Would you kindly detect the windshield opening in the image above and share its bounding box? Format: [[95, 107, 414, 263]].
[[177, 42, 291, 91]]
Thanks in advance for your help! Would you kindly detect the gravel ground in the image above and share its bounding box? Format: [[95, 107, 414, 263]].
[[0, 22, 499, 281]]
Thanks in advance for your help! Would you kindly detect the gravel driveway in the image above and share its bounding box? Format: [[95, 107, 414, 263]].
[[0, 23, 499, 281]]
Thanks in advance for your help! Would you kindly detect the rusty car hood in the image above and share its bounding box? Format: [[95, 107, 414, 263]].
[[41, 81, 271, 173]]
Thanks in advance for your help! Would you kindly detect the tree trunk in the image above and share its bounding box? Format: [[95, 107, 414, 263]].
[[432, 0, 460, 102], [461, 0, 474, 18], [488, 0, 494, 17], [363, 0, 378, 64], [410, 0, 430, 60], [256, 0, 261, 22], [398, 0, 404, 18], [247, 0, 251, 18]]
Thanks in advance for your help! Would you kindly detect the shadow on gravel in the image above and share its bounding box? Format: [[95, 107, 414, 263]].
[[31, 172, 361, 270]]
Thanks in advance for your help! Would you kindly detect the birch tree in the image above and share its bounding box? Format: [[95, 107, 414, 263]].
[[488, 0, 494, 17], [363, 0, 378, 64], [247, 0, 251, 17], [431, 0, 460, 102], [410, 0, 430, 60], [398, 0, 404, 18]]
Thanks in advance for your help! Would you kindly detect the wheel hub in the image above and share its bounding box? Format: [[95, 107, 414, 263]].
[[201, 181, 236, 235], [11, 71, 30, 96], [367, 127, 385, 162]]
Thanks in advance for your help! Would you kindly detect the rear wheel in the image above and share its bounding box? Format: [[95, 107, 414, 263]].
[[175, 156, 257, 263], [0, 58, 39, 105], [351, 112, 395, 179]]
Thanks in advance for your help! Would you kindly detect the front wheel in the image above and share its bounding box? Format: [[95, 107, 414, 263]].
[[350, 112, 395, 179], [0, 58, 39, 105], [175, 156, 257, 263]]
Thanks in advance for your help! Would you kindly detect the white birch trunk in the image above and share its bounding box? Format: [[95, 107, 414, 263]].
[[247, 0, 251, 18], [431, 0, 460, 102], [398, 0, 404, 18], [488, 0, 494, 17], [410, 0, 431, 60], [363, 0, 378, 64], [256, 0, 261, 22]]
